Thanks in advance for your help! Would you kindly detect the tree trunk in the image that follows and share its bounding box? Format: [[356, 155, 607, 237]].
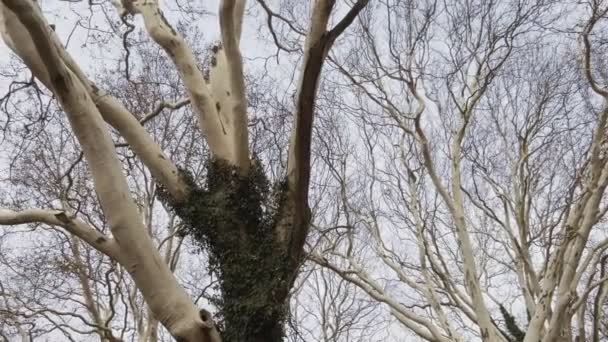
[[162, 159, 309, 342]]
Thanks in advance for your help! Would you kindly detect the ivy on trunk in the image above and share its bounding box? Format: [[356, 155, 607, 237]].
[[160, 158, 307, 342]]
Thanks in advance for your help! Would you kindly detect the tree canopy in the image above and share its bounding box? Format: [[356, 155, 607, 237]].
[[1, 1, 608, 342]]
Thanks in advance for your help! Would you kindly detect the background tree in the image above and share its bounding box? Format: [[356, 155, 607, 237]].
[[307, 0, 608, 341]]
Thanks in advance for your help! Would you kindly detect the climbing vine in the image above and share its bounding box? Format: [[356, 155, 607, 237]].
[[499, 305, 526, 342], [158, 157, 293, 341]]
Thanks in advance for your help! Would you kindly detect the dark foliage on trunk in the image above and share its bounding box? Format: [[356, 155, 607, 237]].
[[499, 305, 526, 342], [159, 158, 309, 342]]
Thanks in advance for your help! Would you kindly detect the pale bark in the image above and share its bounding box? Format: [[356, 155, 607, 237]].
[[0, 209, 123, 261], [0, 1, 219, 340], [310, 253, 446, 342], [450, 138, 501, 341], [0, 4, 189, 202], [0, 0, 368, 340], [315, 1, 539, 339], [68, 236, 126, 342], [218, 0, 249, 170], [0, 285, 32, 342], [523, 7, 608, 335], [410, 74, 503, 342], [409, 176, 463, 342], [120, 0, 239, 166]]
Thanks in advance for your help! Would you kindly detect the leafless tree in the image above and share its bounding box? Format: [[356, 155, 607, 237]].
[[5, 0, 608, 341], [306, 0, 608, 341], [0, 0, 370, 341]]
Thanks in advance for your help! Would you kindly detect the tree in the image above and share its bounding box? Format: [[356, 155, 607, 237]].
[[0, 0, 369, 341], [5, 0, 608, 341], [288, 263, 385, 341], [308, 0, 608, 341], [0, 28, 217, 341]]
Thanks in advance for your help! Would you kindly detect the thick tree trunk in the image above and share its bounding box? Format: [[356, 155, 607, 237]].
[[162, 160, 308, 342]]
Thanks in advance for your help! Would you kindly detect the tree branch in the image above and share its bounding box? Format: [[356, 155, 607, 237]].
[[0, 2, 219, 340], [326, 0, 369, 45], [0, 208, 122, 261], [139, 98, 190, 125], [123, 0, 231, 165], [581, 4, 608, 98], [280, 0, 368, 271], [0, 4, 190, 202], [219, 0, 250, 170]]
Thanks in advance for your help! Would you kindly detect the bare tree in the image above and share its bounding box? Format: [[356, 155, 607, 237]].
[[0, 50, 195, 340], [0, 0, 369, 341], [6, 0, 608, 341], [307, 0, 608, 341]]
